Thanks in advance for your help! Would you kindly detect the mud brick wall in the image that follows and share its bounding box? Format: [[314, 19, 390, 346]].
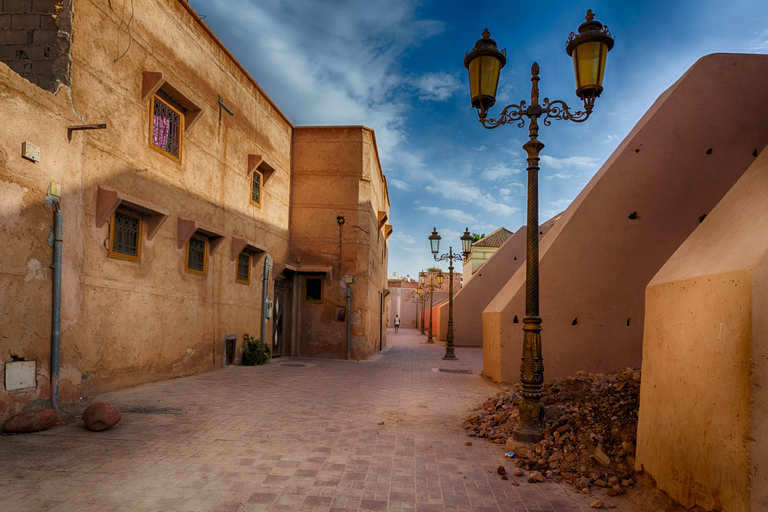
[[0, 0, 72, 91]]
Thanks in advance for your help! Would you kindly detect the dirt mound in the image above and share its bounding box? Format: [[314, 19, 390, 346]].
[[465, 367, 640, 495]]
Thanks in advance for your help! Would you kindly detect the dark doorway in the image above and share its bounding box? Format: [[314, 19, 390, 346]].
[[273, 279, 285, 357], [225, 337, 235, 366]]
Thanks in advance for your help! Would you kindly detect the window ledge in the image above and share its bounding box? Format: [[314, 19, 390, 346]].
[[248, 154, 276, 185], [142, 71, 204, 130], [385, 224, 393, 239], [231, 236, 266, 262], [378, 211, 388, 230], [177, 217, 225, 254], [96, 185, 169, 240]]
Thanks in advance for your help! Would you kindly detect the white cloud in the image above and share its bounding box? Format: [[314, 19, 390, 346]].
[[481, 163, 521, 181], [549, 198, 574, 209], [749, 29, 768, 52], [603, 134, 621, 144], [390, 232, 416, 244], [389, 178, 410, 191], [416, 206, 477, 224], [194, 0, 446, 173], [425, 182, 519, 217], [540, 155, 601, 170], [474, 145, 488, 152], [411, 72, 461, 101], [545, 172, 574, 180]]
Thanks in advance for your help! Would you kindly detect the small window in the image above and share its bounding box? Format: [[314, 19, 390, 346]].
[[150, 94, 183, 162], [236, 252, 250, 284], [251, 169, 262, 208], [108, 209, 142, 261], [304, 277, 323, 303], [186, 234, 207, 275]]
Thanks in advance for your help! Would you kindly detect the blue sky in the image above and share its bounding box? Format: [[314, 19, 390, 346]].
[[188, 0, 768, 278]]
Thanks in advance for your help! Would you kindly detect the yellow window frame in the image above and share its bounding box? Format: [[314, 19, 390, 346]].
[[185, 234, 208, 275], [304, 276, 323, 303], [236, 252, 251, 285], [149, 93, 184, 163], [108, 208, 142, 262], [250, 168, 263, 208]]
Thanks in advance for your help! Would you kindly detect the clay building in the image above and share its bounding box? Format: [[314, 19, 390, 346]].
[[461, 227, 513, 284], [481, 53, 768, 384], [0, 0, 390, 423]]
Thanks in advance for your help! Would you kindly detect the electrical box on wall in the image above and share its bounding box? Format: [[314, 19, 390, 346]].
[[5, 361, 36, 391], [265, 300, 273, 319], [22, 142, 40, 162]]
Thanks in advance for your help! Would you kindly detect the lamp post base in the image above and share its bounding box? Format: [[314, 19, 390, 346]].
[[512, 426, 544, 443], [442, 353, 456, 360]]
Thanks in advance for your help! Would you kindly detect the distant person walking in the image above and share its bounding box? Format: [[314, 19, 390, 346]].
[[394, 315, 400, 333]]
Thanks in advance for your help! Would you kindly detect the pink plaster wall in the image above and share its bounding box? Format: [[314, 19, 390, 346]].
[[482, 53, 768, 384], [636, 146, 768, 512], [453, 216, 558, 347]]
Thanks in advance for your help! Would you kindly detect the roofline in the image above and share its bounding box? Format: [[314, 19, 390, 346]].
[[294, 125, 390, 207], [177, 0, 294, 128]]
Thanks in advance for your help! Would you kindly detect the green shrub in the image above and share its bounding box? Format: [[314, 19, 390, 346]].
[[241, 333, 271, 365]]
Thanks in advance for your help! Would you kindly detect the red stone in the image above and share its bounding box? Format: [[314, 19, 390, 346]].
[[82, 402, 121, 431], [3, 408, 59, 433]]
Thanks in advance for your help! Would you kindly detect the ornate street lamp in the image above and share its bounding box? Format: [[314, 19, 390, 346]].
[[464, 10, 613, 443], [420, 270, 439, 344], [429, 227, 473, 360]]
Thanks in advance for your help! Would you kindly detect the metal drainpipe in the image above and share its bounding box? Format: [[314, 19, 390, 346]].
[[51, 200, 62, 411], [346, 283, 353, 359], [260, 254, 272, 345]]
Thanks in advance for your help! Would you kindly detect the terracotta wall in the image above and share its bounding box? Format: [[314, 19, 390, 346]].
[[291, 126, 389, 359], [1, 0, 292, 421], [635, 147, 768, 512], [482, 53, 768, 384], [453, 217, 557, 347]]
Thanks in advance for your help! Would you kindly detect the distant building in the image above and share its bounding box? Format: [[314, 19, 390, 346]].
[[462, 228, 513, 284]]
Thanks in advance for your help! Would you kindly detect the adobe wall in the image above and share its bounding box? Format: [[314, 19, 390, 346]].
[[388, 282, 418, 328], [482, 53, 768, 384], [291, 126, 390, 359], [1, 0, 294, 421], [636, 147, 768, 512], [454, 217, 557, 347]]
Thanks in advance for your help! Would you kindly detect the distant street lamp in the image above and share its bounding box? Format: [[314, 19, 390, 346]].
[[419, 271, 440, 344], [429, 227, 474, 360], [463, 10, 613, 442]]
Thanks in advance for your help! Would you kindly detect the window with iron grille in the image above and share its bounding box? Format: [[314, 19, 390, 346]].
[[236, 252, 250, 284], [150, 94, 183, 162], [304, 277, 323, 303], [251, 169, 262, 207], [186, 234, 207, 275], [108, 209, 142, 261]]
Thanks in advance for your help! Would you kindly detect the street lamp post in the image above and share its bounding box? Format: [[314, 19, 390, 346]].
[[429, 228, 474, 360], [463, 10, 613, 443], [419, 271, 440, 344]]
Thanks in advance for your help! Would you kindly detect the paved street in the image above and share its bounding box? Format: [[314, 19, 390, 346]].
[[0, 328, 646, 512]]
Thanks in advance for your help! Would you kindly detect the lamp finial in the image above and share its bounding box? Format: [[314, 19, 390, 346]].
[[585, 9, 594, 22]]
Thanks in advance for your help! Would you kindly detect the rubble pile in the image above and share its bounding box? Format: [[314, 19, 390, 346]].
[[465, 368, 641, 495]]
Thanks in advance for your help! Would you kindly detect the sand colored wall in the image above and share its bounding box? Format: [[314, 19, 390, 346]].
[[291, 126, 389, 359], [0, 0, 295, 421], [482, 53, 768, 384], [388, 282, 418, 328], [454, 217, 557, 347], [432, 300, 448, 342], [0, 0, 390, 422], [635, 148, 768, 512]]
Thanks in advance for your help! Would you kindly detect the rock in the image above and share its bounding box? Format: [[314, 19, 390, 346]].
[[510, 481, 520, 486], [497, 465, 506, 476], [82, 402, 121, 431], [501, 475, 508, 480], [621, 479, 632, 487], [608, 476, 620, 487], [547, 451, 564, 463], [593, 446, 611, 467], [590, 500, 604, 509], [612, 484, 624, 494], [514, 468, 524, 477], [3, 409, 59, 433], [465, 441, 472, 446], [594, 479, 609, 488], [576, 477, 591, 490], [378, 421, 385, 425], [607, 488, 618, 497], [527, 471, 545, 483]]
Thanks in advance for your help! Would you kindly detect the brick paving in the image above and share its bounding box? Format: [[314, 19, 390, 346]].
[[0, 328, 646, 511]]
